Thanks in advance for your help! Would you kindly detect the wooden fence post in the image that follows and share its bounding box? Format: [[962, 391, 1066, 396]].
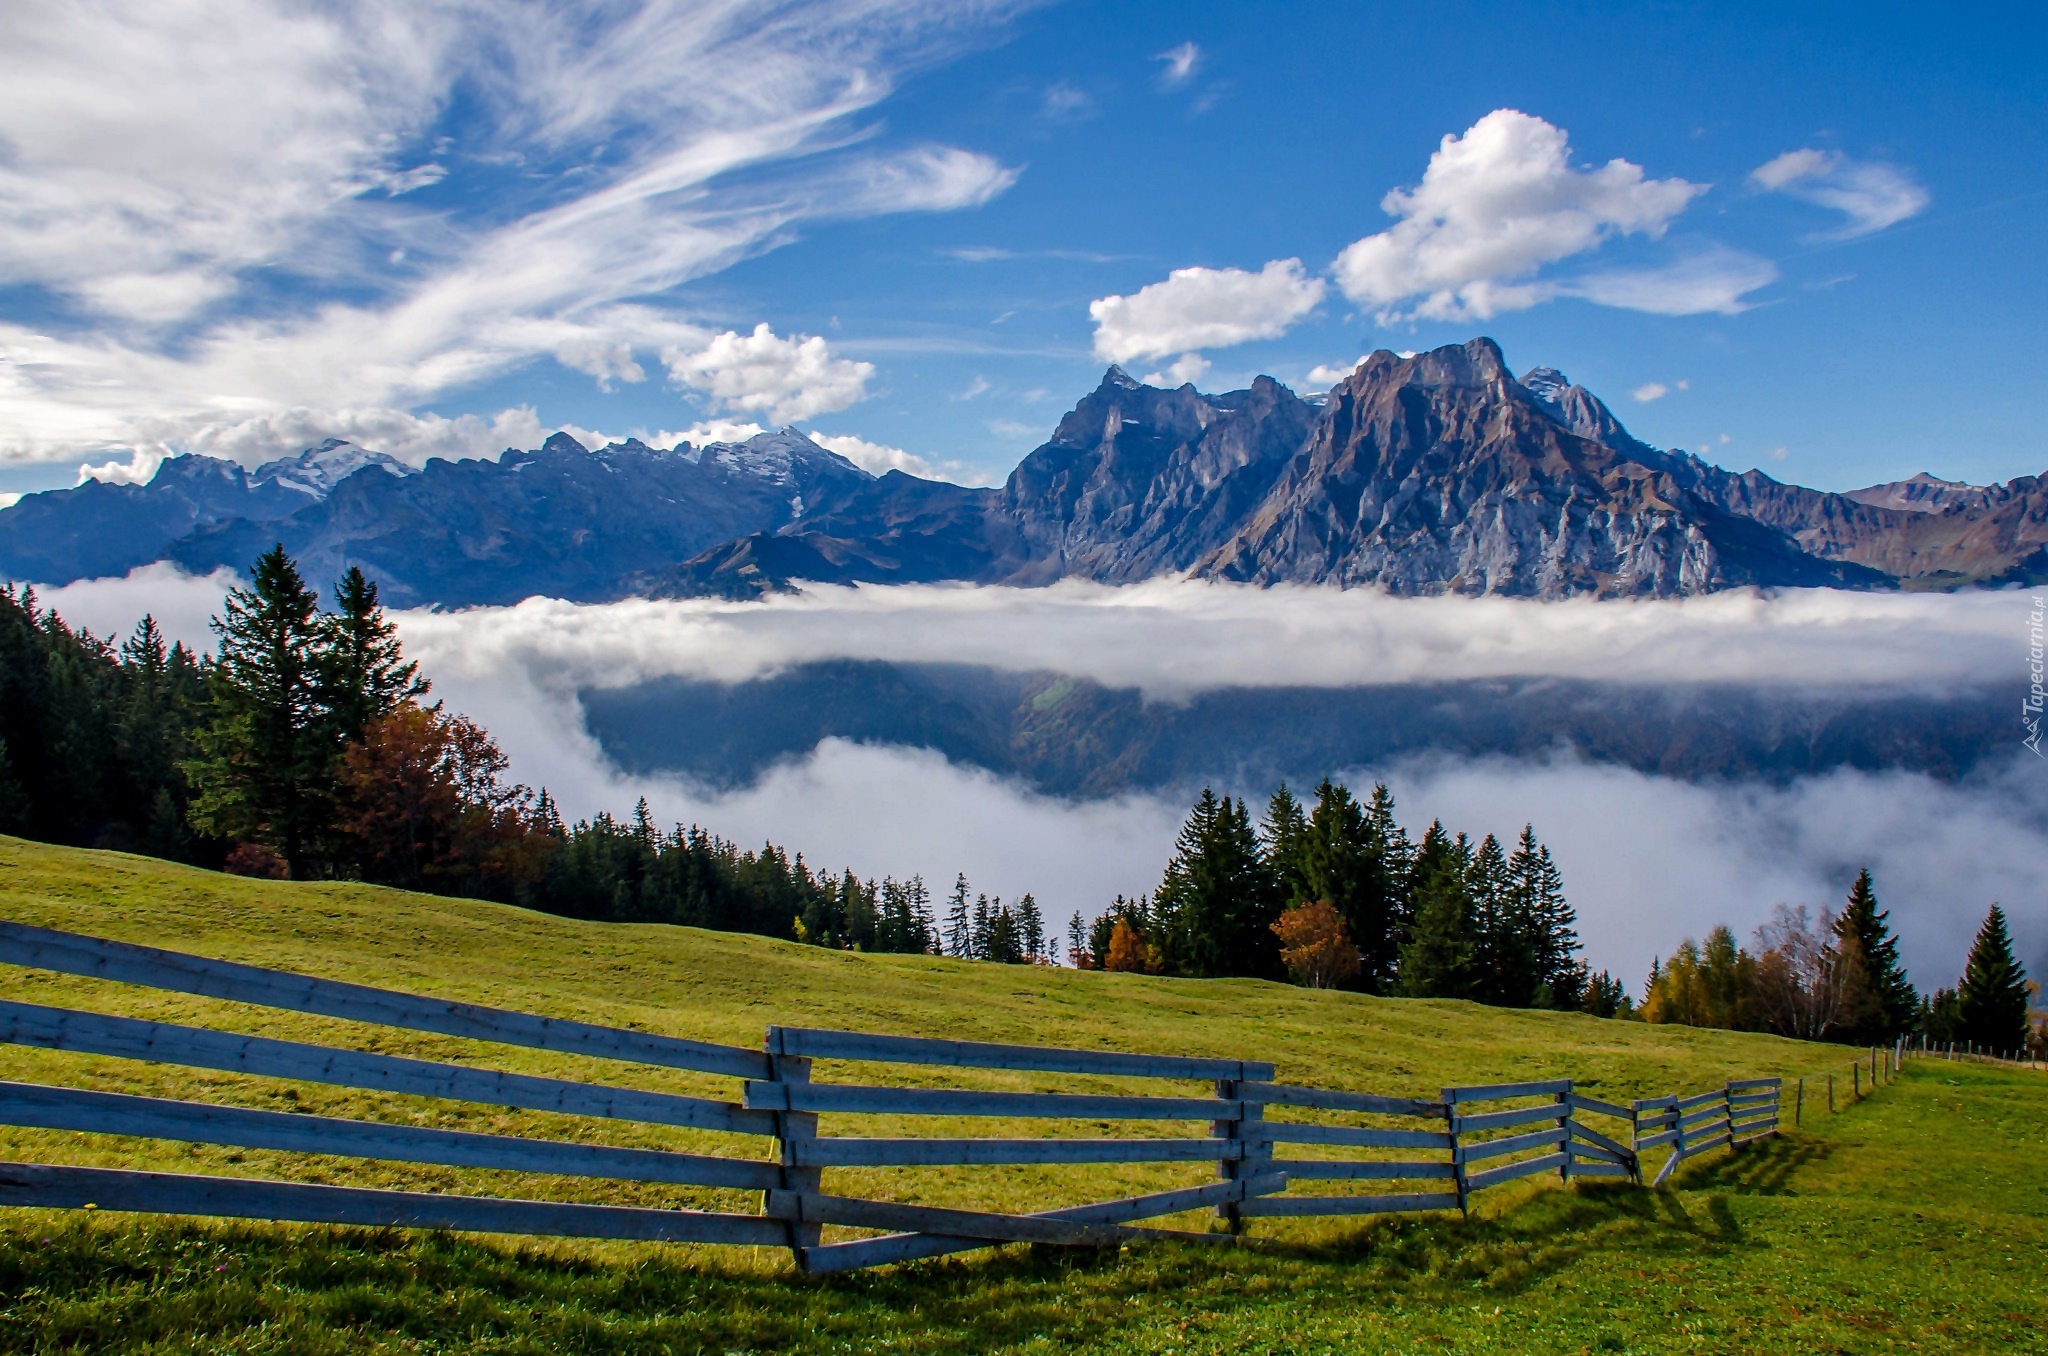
[[1558, 1081, 1573, 1183], [762, 1026, 822, 1272], [1827, 1072, 1834, 1113], [1444, 1086, 1468, 1215], [1212, 1075, 1264, 1235], [1794, 1077, 1803, 1127], [1852, 1061, 1860, 1100]]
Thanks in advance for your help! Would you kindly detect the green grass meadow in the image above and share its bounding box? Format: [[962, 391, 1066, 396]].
[[0, 835, 2041, 1353]]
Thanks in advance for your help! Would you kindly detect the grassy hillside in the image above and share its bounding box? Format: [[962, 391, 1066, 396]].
[[0, 836, 2041, 1353]]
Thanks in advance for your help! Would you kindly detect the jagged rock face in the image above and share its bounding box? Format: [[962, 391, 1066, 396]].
[[995, 369, 1316, 584], [1193, 340, 1879, 597], [0, 429, 873, 605], [1845, 472, 1996, 515]]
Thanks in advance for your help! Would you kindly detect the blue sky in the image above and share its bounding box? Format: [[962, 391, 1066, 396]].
[[1, 0, 2042, 495]]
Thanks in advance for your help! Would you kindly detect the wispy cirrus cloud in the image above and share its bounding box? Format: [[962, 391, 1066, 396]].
[[0, 0, 1029, 463], [1750, 148, 1930, 240]]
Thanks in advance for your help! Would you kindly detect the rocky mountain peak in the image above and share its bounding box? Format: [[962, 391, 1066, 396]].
[[1101, 364, 1143, 391], [539, 432, 590, 456], [249, 439, 416, 498]]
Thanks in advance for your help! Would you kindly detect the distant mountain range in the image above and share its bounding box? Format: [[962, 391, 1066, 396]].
[[6, 338, 2044, 602]]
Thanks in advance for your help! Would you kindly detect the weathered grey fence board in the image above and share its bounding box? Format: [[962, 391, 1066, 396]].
[[1443, 1080, 1571, 1103], [0, 1160, 786, 1244], [764, 1027, 1272, 1083], [766, 1190, 1128, 1246], [0, 1000, 777, 1137], [1238, 1083, 1445, 1118], [1238, 1190, 1459, 1217], [789, 1136, 1238, 1168], [1562, 1139, 1628, 1167], [1464, 1152, 1568, 1193], [1732, 1125, 1778, 1146], [1726, 1078, 1781, 1092], [1451, 1102, 1567, 1135], [0, 1079, 782, 1190], [1254, 1123, 1453, 1150], [1264, 1158, 1455, 1181], [1727, 1092, 1778, 1109], [1567, 1093, 1632, 1120], [1673, 1089, 1727, 1112], [794, 1174, 1284, 1274], [1568, 1121, 1635, 1161], [1678, 1105, 1731, 1131], [744, 1083, 1234, 1121], [0, 922, 770, 1081], [1455, 1126, 1566, 1165]]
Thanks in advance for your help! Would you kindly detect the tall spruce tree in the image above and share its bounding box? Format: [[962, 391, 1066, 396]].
[[1154, 788, 1280, 978], [185, 546, 338, 876], [1261, 783, 1310, 902], [1467, 832, 1536, 1006], [1397, 822, 1478, 998], [1956, 905, 2031, 1053], [321, 567, 425, 745], [944, 874, 972, 957], [1832, 869, 1917, 1040], [1292, 779, 1409, 991]]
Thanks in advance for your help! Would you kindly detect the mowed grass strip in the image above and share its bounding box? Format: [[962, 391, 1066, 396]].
[[2, 835, 2040, 1352]]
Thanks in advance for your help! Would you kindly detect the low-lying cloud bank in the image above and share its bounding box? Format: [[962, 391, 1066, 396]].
[[33, 567, 2043, 990]]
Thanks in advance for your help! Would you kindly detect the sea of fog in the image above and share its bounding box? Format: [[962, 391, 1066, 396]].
[[42, 564, 2048, 992]]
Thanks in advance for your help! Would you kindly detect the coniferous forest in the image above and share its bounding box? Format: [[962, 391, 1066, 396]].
[[4, 546, 2031, 1046]]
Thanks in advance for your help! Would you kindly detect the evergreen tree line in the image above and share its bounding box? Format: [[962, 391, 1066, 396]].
[[1065, 780, 1624, 1014], [1641, 870, 2041, 1054], [0, 548, 955, 957]]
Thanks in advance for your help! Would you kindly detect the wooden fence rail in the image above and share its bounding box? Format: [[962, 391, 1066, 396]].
[[0, 922, 1827, 1274]]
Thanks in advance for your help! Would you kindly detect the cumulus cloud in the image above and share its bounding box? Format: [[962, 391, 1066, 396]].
[[0, 1, 1017, 461], [1751, 148, 1930, 239], [1333, 109, 1717, 322], [661, 324, 874, 423], [807, 431, 968, 482], [28, 565, 2040, 987], [1141, 353, 1211, 388], [1090, 259, 1325, 364], [1154, 41, 1201, 89], [1306, 356, 1368, 387]]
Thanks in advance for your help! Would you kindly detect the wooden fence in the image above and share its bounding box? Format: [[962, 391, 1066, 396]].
[[1, 922, 1799, 1274]]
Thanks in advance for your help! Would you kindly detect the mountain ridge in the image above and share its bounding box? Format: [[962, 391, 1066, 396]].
[[5, 339, 2043, 602]]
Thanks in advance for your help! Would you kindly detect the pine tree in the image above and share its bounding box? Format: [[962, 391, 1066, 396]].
[[1261, 783, 1309, 902], [1016, 892, 1045, 963], [1956, 905, 2030, 1053], [971, 892, 992, 959], [321, 567, 426, 744], [1154, 789, 1279, 978], [1466, 832, 1532, 1006], [985, 902, 1023, 964], [185, 546, 339, 876], [944, 874, 971, 957], [1397, 823, 1478, 998], [906, 874, 935, 954], [1832, 868, 1917, 1040], [1068, 910, 1089, 967]]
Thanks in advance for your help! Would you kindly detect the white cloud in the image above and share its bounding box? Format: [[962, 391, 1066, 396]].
[[79, 406, 569, 476], [77, 448, 168, 486], [1040, 82, 1093, 120], [554, 339, 647, 390], [1306, 356, 1369, 387], [1090, 259, 1325, 364], [806, 432, 938, 481], [369, 579, 2009, 700], [1141, 353, 1211, 387], [1565, 246, 1777, 316], [1155, 41, 1201, 89], [0, 2, 1019, 461], [1751, 149, 1929, 239], [661, 324, 875, 423], [1632, 382, 1669, 403], [1333, 109, 1710, 322], [0, 492, 21, 510]]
